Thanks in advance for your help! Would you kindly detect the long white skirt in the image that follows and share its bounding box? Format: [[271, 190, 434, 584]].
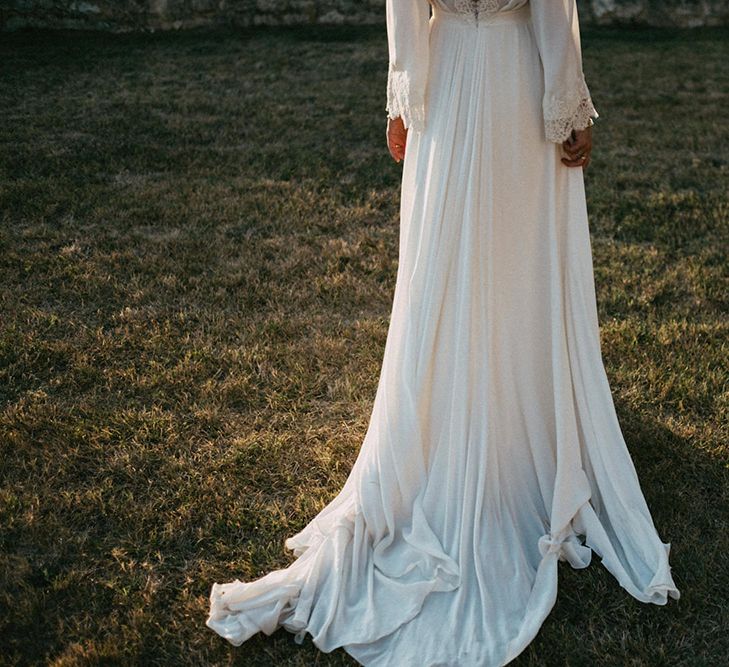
[[206, 5, 680, 665]]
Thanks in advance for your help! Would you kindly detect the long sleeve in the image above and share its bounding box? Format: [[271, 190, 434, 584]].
[[385, 0, 431, 132], [530, 0, 599, 144]]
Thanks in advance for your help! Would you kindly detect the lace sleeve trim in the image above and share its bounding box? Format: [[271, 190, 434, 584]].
[[386, 66, 426, 133], [543, 80, 599, 144]]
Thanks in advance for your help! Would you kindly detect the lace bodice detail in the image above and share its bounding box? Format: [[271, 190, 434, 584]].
[[453, 0, 500, 20]]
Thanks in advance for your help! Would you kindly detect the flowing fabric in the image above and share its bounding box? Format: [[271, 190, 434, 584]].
[[206, 2, 680, 665]]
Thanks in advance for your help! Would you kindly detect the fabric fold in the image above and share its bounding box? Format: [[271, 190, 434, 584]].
[[207, 494, 461, 653]]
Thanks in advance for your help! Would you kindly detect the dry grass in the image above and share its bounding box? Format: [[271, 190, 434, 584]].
[[1, 22, 727, 667]]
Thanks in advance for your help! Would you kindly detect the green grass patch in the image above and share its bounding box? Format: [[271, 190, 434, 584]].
[[1, 23, 727, 666]]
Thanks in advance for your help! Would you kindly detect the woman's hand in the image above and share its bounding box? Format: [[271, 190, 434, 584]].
[[387, 116, 408, 163], [561, 126, 592, 169]]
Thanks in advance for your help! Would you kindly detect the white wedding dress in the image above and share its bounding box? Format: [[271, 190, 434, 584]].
[[205, 1, 680, 665]]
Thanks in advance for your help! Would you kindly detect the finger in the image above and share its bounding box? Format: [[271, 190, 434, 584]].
[[562, 140, 582, 156], [564, 140, 589, 157], [386, 135, 395, 158], [563, 150, 584, 161], [388, 138, 405, 163], [391, 138, 405, 161], [387, 137, 401, 162], [573, 141, 590, 156], [387, 130, 407, 162], [564, 147, 591, 163]]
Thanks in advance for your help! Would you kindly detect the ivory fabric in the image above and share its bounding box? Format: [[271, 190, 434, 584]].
[[386, 0, 599, 143], [206, 2, 680, 665]]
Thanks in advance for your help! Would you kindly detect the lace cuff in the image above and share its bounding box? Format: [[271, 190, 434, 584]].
[[543, 79, 599, 144], [386, 65, 426, 133]]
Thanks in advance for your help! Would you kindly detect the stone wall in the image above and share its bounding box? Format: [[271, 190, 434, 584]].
[[586, 0, 728, 28], [1, 0, 727, 32]]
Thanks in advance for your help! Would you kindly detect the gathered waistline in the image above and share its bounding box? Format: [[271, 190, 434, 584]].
[[431, 4, 531, 27]]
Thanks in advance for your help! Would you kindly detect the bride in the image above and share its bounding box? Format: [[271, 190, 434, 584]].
[[206, 1, 680, 664]]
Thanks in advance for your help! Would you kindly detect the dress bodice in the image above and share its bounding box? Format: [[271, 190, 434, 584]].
[[385, 0, 598, 143], [432, 0, 529, 21]]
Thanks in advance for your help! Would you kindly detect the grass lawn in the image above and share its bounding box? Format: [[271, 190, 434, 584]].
[[1, 19, 727, 667]]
